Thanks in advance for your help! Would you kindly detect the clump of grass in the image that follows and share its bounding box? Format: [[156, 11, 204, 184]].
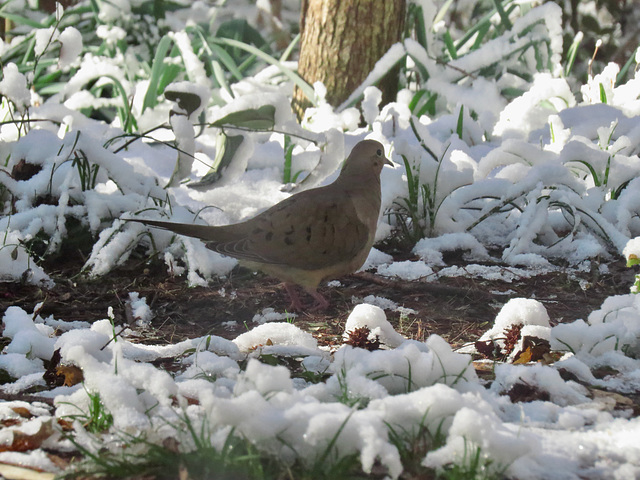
[[58, 388, 114, 434], [334, 365, 369, 409], [438, 439, 506, 480], [386, 412, 446, 477], [392, 134, 455, 247], [61, 413, 274, 480]]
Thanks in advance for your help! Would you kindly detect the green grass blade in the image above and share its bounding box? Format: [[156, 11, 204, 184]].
[[142, 34, 174, 113], [409, 90, 427, 113], [599, 83, 607, 104], [0, 12, 47, 29], [211, 59, 233, 98], [433, 0, 455, 26], [443, 30, 457, 60], [564, 159, 601, 186], [209, 43, 244, 81], [454, 0, 514, 52], [20, 35, 37, 66], [187, 25, 244, 82], [417, 93, 437, 117], [456, 105, 464, 138], [470, 21, 490, 51], [280, 33, 300, 62], [212, 37, 315, 105], [616, 48, 637, 84], [564, 33, 583, 77], [454, 8, 496, 51], [411, 4, 428, 49], [105, 75, 137, 132], [493, 0, 513, 30], [283, 135, 294, 184]]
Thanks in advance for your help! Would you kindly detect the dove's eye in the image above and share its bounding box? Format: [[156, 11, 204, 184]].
[[376, 149, 382, 156]]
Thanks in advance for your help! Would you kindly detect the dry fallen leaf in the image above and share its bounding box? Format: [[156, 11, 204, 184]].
[[0, 419, 54, 453], [513, 346, 533, 364], [513, 336, 551, 364], [55, 365, 84, 387], [11, 407, 33, 419]]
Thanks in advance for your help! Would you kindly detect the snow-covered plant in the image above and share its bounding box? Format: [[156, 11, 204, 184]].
[[625, 238, 640, 294], [58, 388, 114, 433]]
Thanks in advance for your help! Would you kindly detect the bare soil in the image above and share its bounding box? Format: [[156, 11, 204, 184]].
[[1, 249, 635, 351]]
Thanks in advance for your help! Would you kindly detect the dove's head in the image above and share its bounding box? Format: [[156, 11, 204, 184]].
[[340, 140, 393, 179]]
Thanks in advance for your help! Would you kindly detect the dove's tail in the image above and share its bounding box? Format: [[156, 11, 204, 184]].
[[127, 218, 221, 242]]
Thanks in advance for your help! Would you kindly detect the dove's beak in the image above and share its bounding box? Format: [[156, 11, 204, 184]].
[[384, 158, 393, 167]]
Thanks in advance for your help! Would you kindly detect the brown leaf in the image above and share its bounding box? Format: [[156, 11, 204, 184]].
[[46, 451, 77, 470], [11, 407, 33, 418], [505, 382, 550, 403], [475, 339, 497, 358], [513, 336, 551, 364], [11, 159, 42, 181], [56, 418, 74, 432], [1, 419, 22, 427], [513, 347, 533, 364], [0, 419, 54, 453], [56, 365, 84, 387], [43, 349, 63, 387]]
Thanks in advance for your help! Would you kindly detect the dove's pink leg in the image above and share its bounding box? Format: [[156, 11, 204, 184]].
[[283, 283, 330, 312], [284, 283, 306, 312], [306, 289, 330, 311]]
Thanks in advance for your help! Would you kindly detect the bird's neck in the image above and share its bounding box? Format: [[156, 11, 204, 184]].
[[335, 171, 381, 192]]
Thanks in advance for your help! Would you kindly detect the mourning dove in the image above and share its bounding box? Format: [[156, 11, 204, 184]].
[[131, 139, 392, 311]]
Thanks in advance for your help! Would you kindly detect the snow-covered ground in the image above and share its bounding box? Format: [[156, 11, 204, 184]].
[[1, 0, 640, 478]]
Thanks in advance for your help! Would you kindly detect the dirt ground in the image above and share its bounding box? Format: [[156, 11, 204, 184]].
[[1, 249, 635, 351]]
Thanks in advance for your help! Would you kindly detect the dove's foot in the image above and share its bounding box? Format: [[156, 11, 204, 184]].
[[284, 283, 329, 312], [306, 289, 330, 312]]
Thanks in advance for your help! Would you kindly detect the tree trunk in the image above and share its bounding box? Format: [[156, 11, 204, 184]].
[[292, 0, 406, 121]]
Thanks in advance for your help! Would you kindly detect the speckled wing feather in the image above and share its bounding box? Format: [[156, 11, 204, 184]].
[[208, 187, 369, 270]]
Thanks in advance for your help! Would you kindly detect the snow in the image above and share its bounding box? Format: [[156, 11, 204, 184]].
[[58, 27, 83, 69], [377, 260, 435, 281], [3, 288, 640, 477], [127, 292, 153, 326], [0, 64, 30, 113], [1, 0, 640, 477], [343, 304, 405, 348]]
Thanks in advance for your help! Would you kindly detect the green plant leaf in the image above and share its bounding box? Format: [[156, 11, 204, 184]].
[[283, 135, 294, 184], [97, 75, 137, 133], [564, 33, 583, 76], [443, 30, 457, 60], [142, 35, 174, 113], [189, 133, 244, 189], [165, 90, 203, 117], [493, 0, 513, 30], [456, 105, 464, 138], [433, 0, 455, 26], [212, 37, 316, 104], [280, 33, 300, 62], [565, 159, 601, 186], [211, 104, 276, 130], [599, 83, 607, 104], [0, 12, 48, 29]]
